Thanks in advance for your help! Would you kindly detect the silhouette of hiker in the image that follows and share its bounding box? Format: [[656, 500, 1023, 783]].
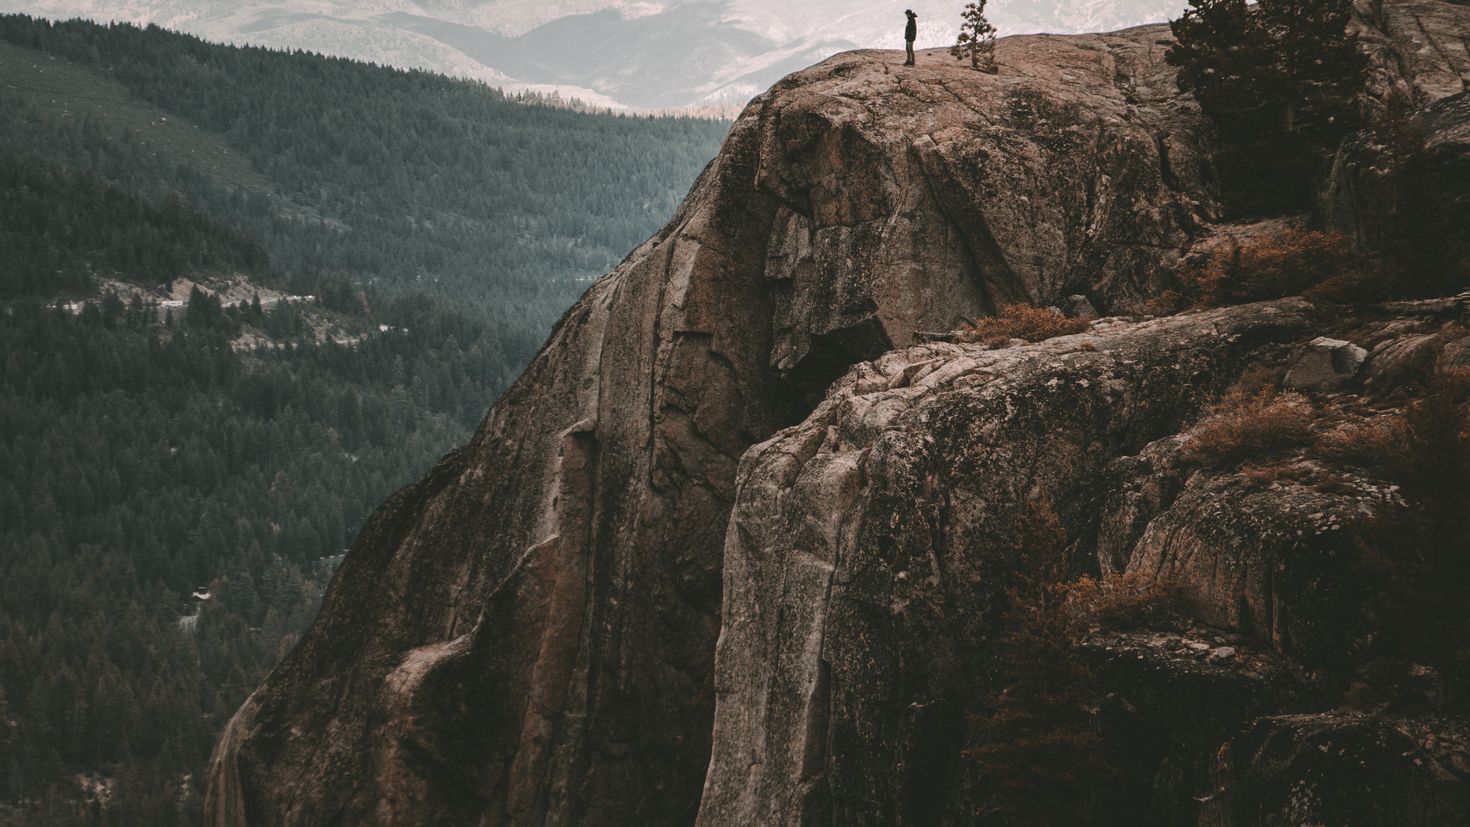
[[904, 10, 917, 65]]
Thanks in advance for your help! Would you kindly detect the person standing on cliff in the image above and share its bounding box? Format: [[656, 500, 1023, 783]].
[[904, 9, 918, 66]]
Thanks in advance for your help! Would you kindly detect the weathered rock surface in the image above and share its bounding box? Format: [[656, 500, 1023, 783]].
[[1104, 452, 1402, 664], [1202, 713, 1470, 826], [207, 2, 1470, 825], [1363, 331, 1458, 393], [699, 294, 1470, 823], [1326, 0, 1470, 267], [206, 19, 1229, 827], [699, 301, 1312, 824], [1081, 628, 1326, 822]]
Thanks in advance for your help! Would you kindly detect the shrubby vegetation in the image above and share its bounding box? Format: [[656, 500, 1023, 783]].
[[0, 293, 531, 825], [955, 304, 1089, 347], [1329, 365, 1470, 707], [1179, 386, 1315, 469], [0, 13, 727, 824], [961, 502, 1181, 824], [1166, 0, 1467, 295], [1172, 228, 1367, 307], [1162, 218, 1466, 310], [0, 153, 272, 297]]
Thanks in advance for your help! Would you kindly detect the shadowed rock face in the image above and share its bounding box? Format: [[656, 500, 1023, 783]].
[[207, 3, 1470, 825], [698, 301, 1314, 824]]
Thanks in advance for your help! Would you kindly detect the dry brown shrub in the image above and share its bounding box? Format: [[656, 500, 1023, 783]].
[[1054, 571, 1181, 634], [1233, 364, 1287, 395], [1238, 462, 1364, 496], [964, 500, 1117, 823], [1239, 462, 1311, 488], [1401, 368, 1470, 479], [1318, 415, 1411, 475], [956, 304, 1090, 347], [1140, 289, 1188, 316], [1178, 228, 1370, 307], [1179, 386, 1316, 469]]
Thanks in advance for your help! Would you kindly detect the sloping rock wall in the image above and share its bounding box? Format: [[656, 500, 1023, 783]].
[[207, 2, 1470, 824], [697, 301, 1312, 824]]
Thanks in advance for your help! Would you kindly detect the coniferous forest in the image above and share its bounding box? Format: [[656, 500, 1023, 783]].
[[0, 14, 730, 824]]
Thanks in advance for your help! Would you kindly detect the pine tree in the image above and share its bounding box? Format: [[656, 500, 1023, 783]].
[[1168, 0, 1278, 138], [1258, 0, 1367, 146], [1166, 0, 1366, 210], [951, 1, 998, 73]]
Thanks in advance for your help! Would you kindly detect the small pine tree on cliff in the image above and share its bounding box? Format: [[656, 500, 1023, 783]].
[[951, 1, 998, 73]]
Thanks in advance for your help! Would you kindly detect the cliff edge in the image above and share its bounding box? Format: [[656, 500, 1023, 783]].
[[207, 2, 1470, 824]]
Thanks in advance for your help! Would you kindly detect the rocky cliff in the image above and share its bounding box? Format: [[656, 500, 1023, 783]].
[[207, 2, 1470, 824]]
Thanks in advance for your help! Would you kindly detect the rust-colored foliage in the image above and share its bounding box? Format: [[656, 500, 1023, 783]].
[[1179, 385, 1315, 469], [1317, 414, 1412, 476], [956, 304, 1091, 347], [1178, 228, 1370, 307], [1054, 571, 1181, 634], [1319, 368, 1470, 482], [962, 503, 1177, 823]]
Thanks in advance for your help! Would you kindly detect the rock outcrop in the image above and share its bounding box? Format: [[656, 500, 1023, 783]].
[[1325, 0, 1470, 278], [207, 2, 1470, 825], [698, 300, 1313, 824]]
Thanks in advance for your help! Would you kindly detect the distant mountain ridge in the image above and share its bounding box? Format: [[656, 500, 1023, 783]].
[[3, 0, 1190, 111]]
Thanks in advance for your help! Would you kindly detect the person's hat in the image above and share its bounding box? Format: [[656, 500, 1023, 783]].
[[906, 9, 916, 16]]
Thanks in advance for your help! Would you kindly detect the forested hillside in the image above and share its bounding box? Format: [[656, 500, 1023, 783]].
[[0, 14, 728, 825]]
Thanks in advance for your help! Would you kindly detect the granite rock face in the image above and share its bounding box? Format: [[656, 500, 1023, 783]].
[[207, 2, 1470, 825], [698, 301, 1313, 824], [205, 20, 1225, 827], [701, 291, 1470, 823], [1325, 0, 1470, 270]]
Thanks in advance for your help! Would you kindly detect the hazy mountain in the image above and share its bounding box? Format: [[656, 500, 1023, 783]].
[[0, 13, 730, 820], [3, 0, 1191, 111]]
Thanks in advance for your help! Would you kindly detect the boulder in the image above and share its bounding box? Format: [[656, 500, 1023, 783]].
[[1063, 294, 1102, 320], [1284, 336, 1368, 391]]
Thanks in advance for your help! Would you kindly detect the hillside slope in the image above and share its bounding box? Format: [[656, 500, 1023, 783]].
[[0, 18, 727, 825], [206, 2, 1470, 824]]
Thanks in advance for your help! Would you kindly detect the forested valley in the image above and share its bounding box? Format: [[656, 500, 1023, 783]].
[[0, 14, 730, 824]]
